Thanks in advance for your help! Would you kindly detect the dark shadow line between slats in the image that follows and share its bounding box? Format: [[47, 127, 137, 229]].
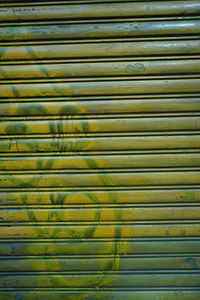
[[1, 36, 200, 46], [1, 270, 200, 275]]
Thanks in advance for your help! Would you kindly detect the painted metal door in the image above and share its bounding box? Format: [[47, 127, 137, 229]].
[[0, 0, 200, 299]]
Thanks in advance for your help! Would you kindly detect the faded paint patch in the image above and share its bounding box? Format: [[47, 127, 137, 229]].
[[125, 63, 146, 74], [14, 295, 23, 300], [184, 257, 198, 268]]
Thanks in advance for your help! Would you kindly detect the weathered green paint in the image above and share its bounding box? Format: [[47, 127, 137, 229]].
[[1, 98, 200, 116], [1, 255, 199, 271], [1, 116, 200, 134], [0, 135, 199, 153], [1, 21, 200, 41], [0, 291, 200, 300], [1, 40, 199, 61], [0, 273, 200, 287], [1, 60, 200, 79], [1, 79, 200, 98], [1, 1, 200, 21], [0, 1, 200, 298], [1, 238, 200, 255], [1, 206, 200, 222]]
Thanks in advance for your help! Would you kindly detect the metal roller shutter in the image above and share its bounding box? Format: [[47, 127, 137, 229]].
[[0, 0, 200, 299]]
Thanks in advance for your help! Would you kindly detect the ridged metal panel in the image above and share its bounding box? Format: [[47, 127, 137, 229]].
[[0, 1, 200, 299]]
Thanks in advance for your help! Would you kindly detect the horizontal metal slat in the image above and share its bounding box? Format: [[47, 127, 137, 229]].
[[1, 59, 200, 80], [1, 0, 150, 4], [1, 0, 196, 4], [2, 93, 200, 102], [3, 113, 200, 120], [2, 57, 200, 65], [1, 116, 199, 135], [1, 1, 200, 22], [1, 223, 200, 239], [1, 189, 199, 205], [1, 98, 200, 116], [0, 171, 200, 188], [4, 167, 196, 172], [2, 75, 200, 83], [1, 238, 199, 255], [1, 153, 199, 170], [0, 291, 199, 300], [2, 17, 200, 28], [1, 79, 200, 98], [1, 135, 199, 153], [1, 40, 199, 61], [1, 206, 199, 222], [0, 255, 199, 271], [2, 220, 198, 225], [3, 36, 200, 47], [1, 0, 184, 3], [0, 273, 200, 287], [1, 21, 200, 41]]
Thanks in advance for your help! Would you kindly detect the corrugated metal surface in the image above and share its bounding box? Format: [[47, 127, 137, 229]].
[[0, 1, 200, 299]]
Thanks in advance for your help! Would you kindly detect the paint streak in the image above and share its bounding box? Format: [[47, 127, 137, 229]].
[[14, 295, 23, 299], [184, 257, 198, 268]]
